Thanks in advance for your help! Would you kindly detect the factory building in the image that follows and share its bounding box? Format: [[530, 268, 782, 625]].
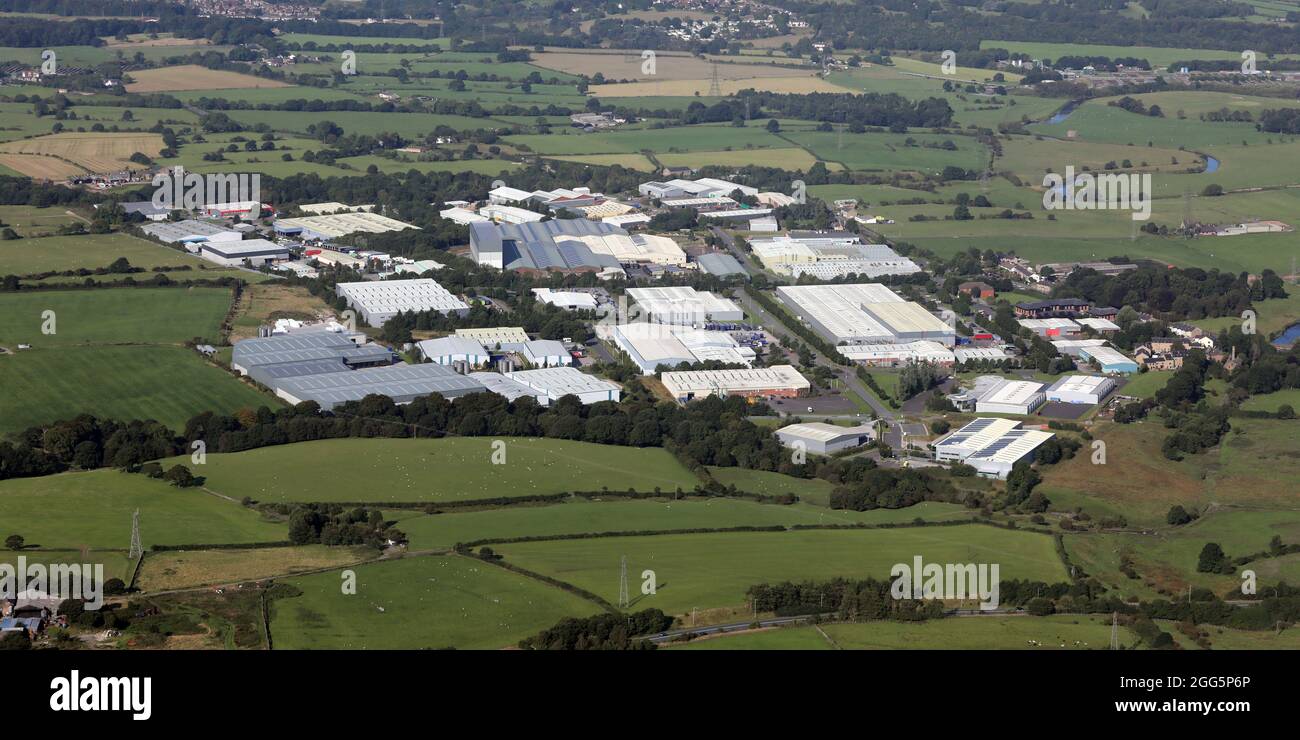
[[974, 378, 1047, 415], [467, 372, 552, 405], [775, 422, 876, 455], [335, 279, 469, 326], [454, 327, 530, 346], [749, 236, 920, 279], [141, 220, 241, 246], [1045, 375, 1116, 405], [695, 252, 748, 278], [272, 362, 486, 409], [231, 332, 393, 377], [416, 336, 492, 367], [198, 238, 289, 267], [531, 288, 599, 311], [626, 286, 743, 326], [839, 341, 955, 367], [660, 365, 810, 402], [500, 339, 571, 368], [933, 418, 1055, 479], [273, 211, 418, 240], [504, 367, 621, 405], [1018, 318, 1082, 338], [610, 322, 754, 374], [1079, 345, 1139, 374], [776, 284, 955, 346]]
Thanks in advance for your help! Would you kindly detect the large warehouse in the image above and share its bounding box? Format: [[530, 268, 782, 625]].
[[231, 332, 393, 376], [416, 336, 492, 367], [469, 218, 685, 271], [775, 422, 876, 455], [272, 362, 486, 409], [504, 367, 622, 404], [660, 365, 810, 402], [974, 378, 1047, 415], [626, 286, 743, 325], [775, 283, 955, 346], [335, 279, 469, 326], [1045, 375, 1116, 405], [198, 239, 289, 267], [610, 322, 754, 373], [749, 236, 921, 279], [274, 211, 418, 240], [1079, 345, 1139, 374], [933, 418, 1055, 479]]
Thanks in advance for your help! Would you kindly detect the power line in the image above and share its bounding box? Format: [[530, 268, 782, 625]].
[[618, 555, 630, 609]]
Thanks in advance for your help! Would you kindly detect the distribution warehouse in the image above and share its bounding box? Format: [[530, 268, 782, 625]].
[[609, 322, 754, 373], [776, 283, 955, 346], [660, 365, 810, 402], [335, 279, 470, 325], [1045, 375, 1116, 405], [626, 286, 743, 325], [775, 422, 876, 455], [933, 418, 1055, 479], [973, 378, 1046, 416]]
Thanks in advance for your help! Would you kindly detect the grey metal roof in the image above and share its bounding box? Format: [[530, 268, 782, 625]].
[[232, 333, 391, 369], [696, 252, 748, 277], [275, 363, 486, 409], [248, 358, 350, 387], [470, 218, 623, 271], [468, 372, 547, 402]]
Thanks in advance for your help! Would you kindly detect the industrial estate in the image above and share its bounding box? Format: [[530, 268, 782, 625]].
[[0, 0, 1298, 675]]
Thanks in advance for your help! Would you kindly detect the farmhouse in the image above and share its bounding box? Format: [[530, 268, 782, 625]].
[[335, 279, 470, 326], [1045, 374, 1116, 405], [503, 367, 621, 404], [775, 422, 876, 455], [776, 284, 955, 346], [933, 418, 1054, 479], [660, 365, 810, 402], [626, 286, 743, 325], [198, 238, 289, 267]]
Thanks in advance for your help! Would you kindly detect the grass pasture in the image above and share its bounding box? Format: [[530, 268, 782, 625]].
[[269, 555, 597, 649], [125, 65, 293, 93], [138, 545, 374, 592], [0, 232, 248, 281], [0, 469, 284, 550], [673, 614, 1134, 650], [162, 437, 702, 504], [0, 286, 233, 347], [393, 498, 973, 550], [494, 525, 1067, 614]]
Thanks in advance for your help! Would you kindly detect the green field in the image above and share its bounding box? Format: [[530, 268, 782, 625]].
[[495, 525, 1068, 614], [981, 40, 1300, 68], [162, 437, 703, 504], [1042, 418, 1300, 527], [269, 555, 598, 649], [0, 231, 243, 278], [0, 469, 284, 550], [0, 286, 232, 346], [706, 466, 838, 503], [0, 344, 273, 436], [673, 614, 1135, 650], [392, 498, 973, 549], [1066, 509, 1300, 599]]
